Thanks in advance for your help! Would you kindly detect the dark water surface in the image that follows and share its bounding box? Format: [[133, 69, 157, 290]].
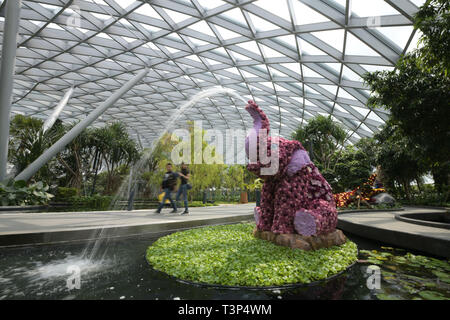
[[0, 229, 447, 300]]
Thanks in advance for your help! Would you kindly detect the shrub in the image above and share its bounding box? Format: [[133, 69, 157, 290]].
[[0, 180, 54, 206], [68, 195, 113, 211], [54, 187, 78, 201]]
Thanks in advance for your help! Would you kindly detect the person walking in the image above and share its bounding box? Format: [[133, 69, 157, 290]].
[[155, 163, 179, 214], [176, 162, 191, 215]]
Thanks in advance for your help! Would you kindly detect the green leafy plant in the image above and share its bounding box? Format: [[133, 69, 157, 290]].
[[147, 223, 358, 287], [0, 179, 54, 206]]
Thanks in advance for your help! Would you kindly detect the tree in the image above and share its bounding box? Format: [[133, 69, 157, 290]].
[[373, 123, 427, 199], [8, 115, 65, 185], [414, 0, 449, 75], [291, 115, 347, 189], [333, 138, 377, 192], [93, 122, 140, 195], [363, 0, 450, 193]]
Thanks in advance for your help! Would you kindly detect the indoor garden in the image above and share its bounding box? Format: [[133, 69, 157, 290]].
[[0, 0, 448, 306]]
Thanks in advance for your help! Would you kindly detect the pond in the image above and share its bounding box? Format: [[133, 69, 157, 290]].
[[0, 228, 448, 300]]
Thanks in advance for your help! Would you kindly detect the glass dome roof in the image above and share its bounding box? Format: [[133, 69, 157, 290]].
[[1, 0, 424, 146]]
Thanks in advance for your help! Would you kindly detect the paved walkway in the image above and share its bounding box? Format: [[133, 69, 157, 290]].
[[1, 204, 448, 258], [338, 207, 450, 258], [0, 203, 255, 247]]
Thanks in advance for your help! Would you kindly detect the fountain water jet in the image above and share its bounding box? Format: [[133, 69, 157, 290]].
[[82, 87, 247, 261]]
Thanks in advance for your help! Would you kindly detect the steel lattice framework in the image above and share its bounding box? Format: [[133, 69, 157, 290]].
[[1, 0, 424, 146]]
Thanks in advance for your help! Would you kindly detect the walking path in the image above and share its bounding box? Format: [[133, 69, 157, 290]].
[[1, 204, 448, 258], [338, 207, 450, 258], [0, 203, 255, 247]]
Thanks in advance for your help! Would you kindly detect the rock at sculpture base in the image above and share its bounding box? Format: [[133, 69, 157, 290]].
[[254, 227, 347, 251]]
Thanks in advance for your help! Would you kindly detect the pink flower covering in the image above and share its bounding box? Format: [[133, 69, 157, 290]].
[[245, 100, 338, 236]]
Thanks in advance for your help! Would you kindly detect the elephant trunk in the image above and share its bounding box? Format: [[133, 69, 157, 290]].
[[245, 100, 270, 134]]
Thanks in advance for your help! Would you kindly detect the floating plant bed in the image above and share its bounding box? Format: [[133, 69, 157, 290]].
[[146, 223, 358, 287]]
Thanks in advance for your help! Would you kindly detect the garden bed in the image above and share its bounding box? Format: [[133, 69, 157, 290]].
[[146, 223, 358, 287]]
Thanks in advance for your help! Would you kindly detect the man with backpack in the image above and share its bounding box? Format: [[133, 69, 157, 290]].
[[155, 163, 179, 214]]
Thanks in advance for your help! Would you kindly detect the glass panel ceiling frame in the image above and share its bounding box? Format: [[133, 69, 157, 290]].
[[1, 0, 423, 146]]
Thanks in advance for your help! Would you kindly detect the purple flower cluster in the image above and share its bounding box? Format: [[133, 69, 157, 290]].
[[245, 100, 338, 236]]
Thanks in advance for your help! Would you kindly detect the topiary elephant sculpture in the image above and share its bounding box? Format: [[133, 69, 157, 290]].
[[244, 100, 343, 249]]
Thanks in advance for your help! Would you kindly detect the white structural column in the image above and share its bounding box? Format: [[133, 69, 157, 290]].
[[15, 67, 149, 182], [42, 86, 74, 133], [0, 0, 22, 181]]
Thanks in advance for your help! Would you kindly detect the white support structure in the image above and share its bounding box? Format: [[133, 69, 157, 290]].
[[42, 86, 74, 133], [0, 0, 22, 181]]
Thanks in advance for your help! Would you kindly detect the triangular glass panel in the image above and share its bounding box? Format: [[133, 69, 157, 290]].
[[342, 65, 363, 81], [291, 1, 330, 25], [116, 0, 135, 9], [319, 84, 338, 96], [185, 54, 203, 63], [302, 65, 323, 78], [134, 3, 162, 19], [366, 111, 384, 123], [345, 33, 381, 56], [163, 8, 192, 24], [230, 50, 252, 61], [236, 40, 261, 55], [274, 83, 289, 92], [334, 104, 350, 114], [274, 34, 295, 50], [280, 63, 301, 75], [254, 0, 291, 22], [304, 85, 320, 95], [220, 8, 248, 26], [187, 36, 210, 46], [268, 66, 286, 78], [374, 26, 414, 51], [212, 24, 242, 40], [351, 105, 369, 117], [311, 29, 345, 53], [323, 63, 342, 74], [189, 20, 216, 37], [248, 13, 279, 32], [337, 88, 357, 100], [299, 38, 327, 55], [351, 0, 399, 17], [260, 44, 284, 58], [196, 0, 226, 10]]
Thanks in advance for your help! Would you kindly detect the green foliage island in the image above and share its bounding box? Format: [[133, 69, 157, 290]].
[[146, 223, 358, 287]]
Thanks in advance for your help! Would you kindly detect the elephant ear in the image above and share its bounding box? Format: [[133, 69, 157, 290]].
[[286, 148, 311, 176]]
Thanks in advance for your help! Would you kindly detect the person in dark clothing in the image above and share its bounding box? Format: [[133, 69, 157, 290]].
[[176, 162, 191, 215], [155, 163, 179, 214]]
